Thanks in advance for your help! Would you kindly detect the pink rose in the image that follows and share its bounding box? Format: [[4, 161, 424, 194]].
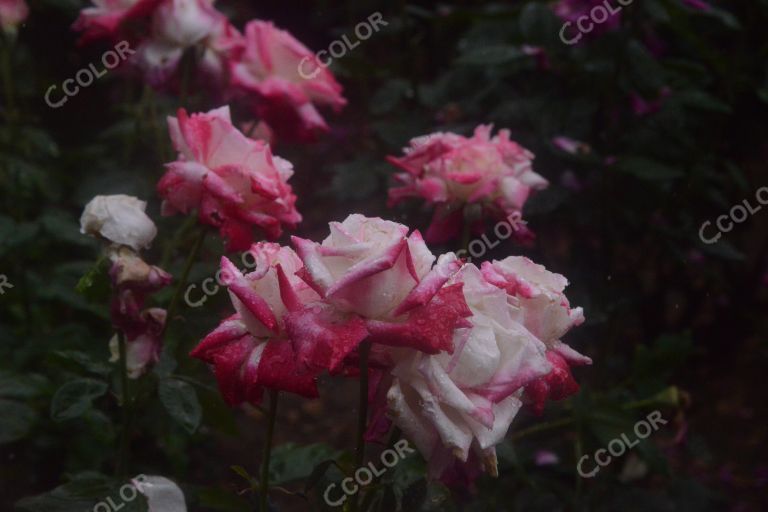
[[105, 247, 171, 379], [481, 256, 590, 414], [385, 263, 552, 480], [287, 215, 471, 371], [190, 243, 320, 405], [387, 126, 548, 244], [230, 20, 346, 142], [110, 308, 166, 378], [197, 19, 243, 91], [0, 0, 28, 33], [157, 106, 301, 251], [73, 0, 162, 44], [135, 0, 227, 87]]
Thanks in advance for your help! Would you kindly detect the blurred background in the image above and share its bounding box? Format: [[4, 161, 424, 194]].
[[1, 0, 767, 510]]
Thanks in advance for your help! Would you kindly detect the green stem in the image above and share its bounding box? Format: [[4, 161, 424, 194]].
[[116, 332, 130, 477], [1, 35, 16, 123], [460, 203, 477, 255], [460, 218, 471, 255], [350, 340, 371, 512], [260, 389, 279, 512], [178, 48, 196, 108], [509, 417, 574, 441], [160, 215, 197, 270], [163, 227, 206, 348]]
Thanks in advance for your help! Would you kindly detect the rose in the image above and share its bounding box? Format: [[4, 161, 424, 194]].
[[481, 256, 590, 413], [109, 308, 166, 378], [387, 126, 548, 244], [157, 106, 301, 251], [132, 475, 187, 512], [197, 18, 243, 89], [0, 0, 28, 33], [80, 194, 158, 251], [73, 0, 162, 44], [230, 20, 346, 142], [105, 247, 170, 378], [287, 214, 471, 372], [385, 263, 552, 481], [108, 245, 172, 292], [291, 214, 435, 320], [150, 0, 220, 47], [190, 243, 319, 405], [135, 0, 227, 86]]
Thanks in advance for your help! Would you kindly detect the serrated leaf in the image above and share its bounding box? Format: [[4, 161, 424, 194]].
[[158, 379, 202, 434], [50, 378, 108, 422]]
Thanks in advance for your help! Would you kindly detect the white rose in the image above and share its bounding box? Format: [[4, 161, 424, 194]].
[[80, 195, 158, 251]]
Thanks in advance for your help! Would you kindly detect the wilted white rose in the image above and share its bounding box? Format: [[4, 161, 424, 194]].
[[80, 194, 158, 251]]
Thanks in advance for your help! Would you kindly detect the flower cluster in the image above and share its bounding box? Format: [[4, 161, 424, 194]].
[[157, 106, 301, 251], [72, 1, 345, 142], [73, 7, 590, 488], [190, 213, 589, 481], [81, 195, 172, 378], [387, 125, 548, 244], [191, 214, 473, 406]]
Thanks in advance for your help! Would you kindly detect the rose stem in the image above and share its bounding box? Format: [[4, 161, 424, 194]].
[[351, 339, 371, 512], [116, 331, 130, 478], [260, 389, 279, 512], [162, 227, 206, 351]]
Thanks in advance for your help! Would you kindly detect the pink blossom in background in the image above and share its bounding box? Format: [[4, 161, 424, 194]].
[[72, 5, 347, 138], [73, 0, 162, 44], [74, 0, 240, 91], [535, 450, 560, 466], [0, 0, 28, 33], [157, 106, 301, 251], [190, 243, 320, 405], [387, 126, 548, 244], [230, 20, 347, 143], [552, 136, 591, 156], [630, 87, 672, 117], [134, 0, 226, 87], [553, 0, 622, 35]]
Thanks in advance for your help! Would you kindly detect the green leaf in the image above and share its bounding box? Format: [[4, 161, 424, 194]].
[[158, 378, 202, 434], [456, 45, 525, 65], [74, 254, 108, 296], [0, 372, 49, 399], [0, 399, 36, 444], [303, 459, 338, 494], [616, 157, 684, 180], [14, 473, 113, 512], [52, 350, 111, 376], [50, 378, 108, 422], [519, 3, 560, 46], [269, 443, 342, 485], [370, 79, 411, 115], [676, 90, 732, 113]]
